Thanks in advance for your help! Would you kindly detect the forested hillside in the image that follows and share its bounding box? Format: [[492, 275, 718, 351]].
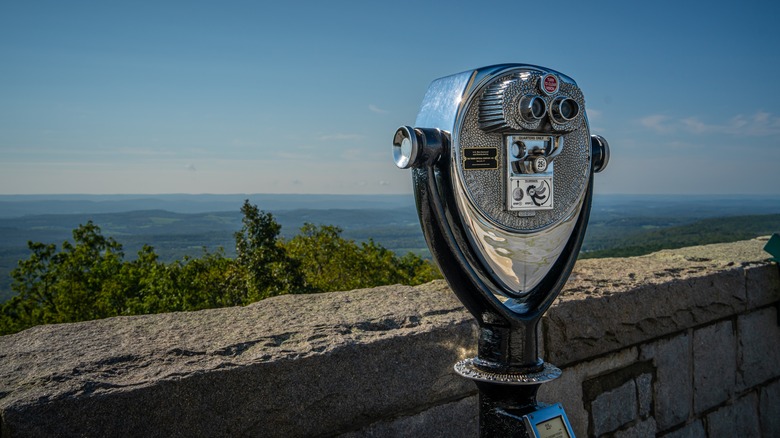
[[580, 214, 780, 258], [0, 207, 425, 303], [0, 201, 439, 335]]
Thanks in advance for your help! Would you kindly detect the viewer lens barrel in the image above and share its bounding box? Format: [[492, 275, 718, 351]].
[[551, 97, 580, 123]]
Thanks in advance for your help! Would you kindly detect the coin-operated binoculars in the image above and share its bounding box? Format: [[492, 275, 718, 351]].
[[393, 64, 609, 437]]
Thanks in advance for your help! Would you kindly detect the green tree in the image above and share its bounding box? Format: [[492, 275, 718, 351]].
[[166, 249, 242, 311], [285, 223, 440, 292], [234, 200, 305, 300], [0, 222, 126, 333], [1, 241, 58, 333], [117, 244, 168, 315], [55, 222, 125, 321]]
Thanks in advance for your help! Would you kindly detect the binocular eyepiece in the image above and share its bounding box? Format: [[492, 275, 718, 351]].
[[392, 63, 610, 323], [517, 94, 579, 125], [518, 95, 546, 122], [551, 97, 580, 123]]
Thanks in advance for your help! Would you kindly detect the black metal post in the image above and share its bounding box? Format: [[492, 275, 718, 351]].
[[476, 380, 541, 438]]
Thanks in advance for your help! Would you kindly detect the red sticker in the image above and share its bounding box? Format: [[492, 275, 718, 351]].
[[542, 74, 559, 94]]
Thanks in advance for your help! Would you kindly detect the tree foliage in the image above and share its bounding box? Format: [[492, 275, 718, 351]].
[[0, 201, 440, 335], [235, 201, 305, 300], [285, 223, 440, 292]]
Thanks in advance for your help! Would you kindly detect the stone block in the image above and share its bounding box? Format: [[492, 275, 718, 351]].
[[537, 366, 588, 438], [745, 263, 780, 310], [706, 393, 760, 437], [548, 239, 771, 368], [582, 360, 655, 436], [636, 373, 653, 417], [614, 418, 656, 438], [659, 420, 706, 438], [693, 320, 736, 414], [590, 380, 637, 436], [738, 307, 780, 390], [546, 267, 745, 367], [640, 333, 691, 430], [538, 347, 638, 438], [339, 395, 478, 438], [760, 379, 780, 437]]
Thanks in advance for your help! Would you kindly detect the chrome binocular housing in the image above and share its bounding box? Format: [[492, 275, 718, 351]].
[[393, 64, 609, 370]]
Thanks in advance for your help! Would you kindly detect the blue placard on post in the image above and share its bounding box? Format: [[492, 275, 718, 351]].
[[522, 403, 576, 438]]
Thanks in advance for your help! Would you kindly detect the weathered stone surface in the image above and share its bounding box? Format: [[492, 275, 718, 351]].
[[544, 238, 774, 367], [706, 392, 760, 437], [0, 282, 477, 437], [745, 263, 780, 309], [0, 238, 776, 437], [636, 373, 652, 417], [640, 333, 691, 430], [339, 395, 477, 437], [693, 320, 736, 414], [660, 420, 706, 438], [614, 417, 656, 438], [760, 379, 780, 438], [545, 271, 744, 367], [590, 379, 637, 436], [738, 307, 780, 390], [538, 347, 638, 437]]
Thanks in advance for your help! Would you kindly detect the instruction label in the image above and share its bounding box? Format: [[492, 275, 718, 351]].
[[463, 148, 498, 170], [507, 177, 554, 211]]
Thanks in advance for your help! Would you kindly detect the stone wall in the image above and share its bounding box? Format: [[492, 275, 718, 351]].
[[1, 238, 778, 437]]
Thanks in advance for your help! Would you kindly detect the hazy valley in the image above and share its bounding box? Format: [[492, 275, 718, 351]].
[[1, 194, 779, 302]]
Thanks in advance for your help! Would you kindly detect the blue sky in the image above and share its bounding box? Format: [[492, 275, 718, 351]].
[[1, 0, 778, 195]]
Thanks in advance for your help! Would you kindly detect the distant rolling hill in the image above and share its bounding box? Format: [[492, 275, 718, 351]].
[[580, 214, 780, 259], [0, 194, 414, 218], [0, 207, 427, 302], [1, 194, 779, 303]]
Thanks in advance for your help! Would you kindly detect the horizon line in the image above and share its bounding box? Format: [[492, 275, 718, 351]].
[[2, 193, 780, 198]]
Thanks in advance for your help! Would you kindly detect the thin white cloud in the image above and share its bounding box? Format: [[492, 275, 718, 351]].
[[725, 111, 780, 136], [638, 111, 780, 137], [680, 117, 711, 134], [639, 114, 674, 134], [368, 104, 388, 114]]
